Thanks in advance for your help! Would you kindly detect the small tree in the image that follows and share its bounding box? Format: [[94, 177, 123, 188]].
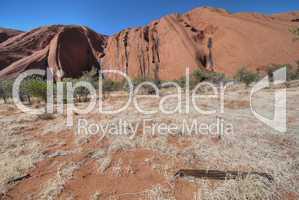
[[80, 67, 99, 89], [61, 78, 90, 103], [176, 76, 187, 88], [176, 69, 226, 90], [287, 63, 299, 81], [69, 67, 99, 102], [0, 80, 14, 103], [102, 79, 121, 92], [234, 67, 259, 86], [0, 83, 7, 103], [192, 69, 225, 83], [290, 27, 299, 41], [21, 77, 48, 102]]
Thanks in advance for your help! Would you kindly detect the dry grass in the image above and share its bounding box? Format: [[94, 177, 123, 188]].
[[38, 162, 82, 199], [197, 175, 279, 200], [224, 100, 250, 109], [91, 192, 101, 200], [146, 185, 176, 200], [0, 113, 42, 193], [0, 84, 299, 199], [97, 156, 112, 173]]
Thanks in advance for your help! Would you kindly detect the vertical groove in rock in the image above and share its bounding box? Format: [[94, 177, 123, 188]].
[[123, 31, 129, 75]]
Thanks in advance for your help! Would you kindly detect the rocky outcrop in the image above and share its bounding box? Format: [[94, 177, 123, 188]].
[[0, 28, 23, 44], [0, 26, 61, 71], [0, 7, 299, 80], [101, 7, 299, 79], [101, 13, 207, 80], [47, 26, 104, 79], [0, 26, 106, 79]]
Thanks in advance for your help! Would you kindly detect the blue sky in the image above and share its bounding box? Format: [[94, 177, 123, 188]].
[[1, 0, 299, 35]]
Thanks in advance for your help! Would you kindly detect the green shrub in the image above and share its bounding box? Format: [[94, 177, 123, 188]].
[[102, 79, 122, 92], [175, 76, 187, 88], [21, 76, 48, 102], [122, 77, 160, 93], [192, 69, 225, 83], [131, 77, 160, 94], [61, 67, 99, 102], [234, 67, 259, 86], [131, 77, 160, 88], [61, 78, 90, 102], [176, 69, 226, 89], [80, 67, 99, 89], [0, 77, 48, 104], [0, 80, 14, 103], [196, 69, 225, 83], [38, 113, 56, 120], [290, 27, 299, 41]]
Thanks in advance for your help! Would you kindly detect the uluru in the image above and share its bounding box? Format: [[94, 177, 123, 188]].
[[0, 7, 298, 80], [1, 2, 299, 200]]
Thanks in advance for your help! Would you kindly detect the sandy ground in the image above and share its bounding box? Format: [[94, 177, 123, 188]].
[[0, 84, 298, 200]]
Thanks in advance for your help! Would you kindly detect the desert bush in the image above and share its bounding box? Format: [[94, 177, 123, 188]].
[[192, 69, 225, 83], [176, 69, 226, 89], [63, 70, 98, 103], [234, 67, 259, 86], [79, 66, 99, 89], [75, 67, 99, 102], [102, 79, 122, 92], [38, 113, 56, 120], [0, 79, 14, 103], [123, 77, 160, 95], [21, 76, 48, 102], [74, 84, 90, 102], [60, 78, 89, 103], [290, 27, 299, 41], [58, 68, 122, 102], [136, 78, 160, 95], [175, 76, 187, 88], [0, 76, 49, 104], [130, 77, 160, 89]]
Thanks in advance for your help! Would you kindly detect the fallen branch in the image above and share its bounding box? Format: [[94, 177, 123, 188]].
[[7, 174, 31, 185], [175, 169, 273, 182]]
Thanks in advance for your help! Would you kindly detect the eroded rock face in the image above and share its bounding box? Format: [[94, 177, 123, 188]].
[[101, 14, 207, 80], [0, 26, 106, 79], [0, 26, 62, 71], [0, 7, 299, 80], [0, 28, 23, 44], [101, 7, 299, 79]]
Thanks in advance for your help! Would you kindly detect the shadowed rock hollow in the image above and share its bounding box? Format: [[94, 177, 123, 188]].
[[47, 27, 103, 79]]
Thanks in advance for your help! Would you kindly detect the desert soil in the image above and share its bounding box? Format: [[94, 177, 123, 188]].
[[0, 84, 298, 200]]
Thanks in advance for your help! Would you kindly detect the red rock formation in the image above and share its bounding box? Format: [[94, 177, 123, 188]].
[[0, 28, 23, 44], [0, 26, 61, 71], [0, 26, 106, 79], [0, 7, 299, 80], [101, 14, 209, 80], [101, 7, 299, 79], [47, 26, 105, 79]]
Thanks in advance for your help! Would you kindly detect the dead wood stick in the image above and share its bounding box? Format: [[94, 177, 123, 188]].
[[175, 169, 273, 182], [7, 174, 31, 185]]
